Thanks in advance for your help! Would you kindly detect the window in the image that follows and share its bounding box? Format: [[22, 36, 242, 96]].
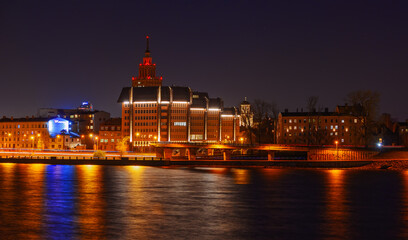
[[174, 122, 186, 126]]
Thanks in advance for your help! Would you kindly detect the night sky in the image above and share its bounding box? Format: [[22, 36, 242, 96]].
[[1, 1, 407, 120]]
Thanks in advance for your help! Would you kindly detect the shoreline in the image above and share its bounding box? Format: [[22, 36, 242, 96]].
[[0, 157, 404, 169]]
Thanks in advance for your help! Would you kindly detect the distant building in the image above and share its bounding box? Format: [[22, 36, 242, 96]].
[[117, 37, 241, 150], [0, 116, 81, 150], [99, 118, 122, 151], [398, 121, 408, 147], [277, 106, 364, 146], [240, 97, 253, 127], [38, 101, 110, 148]]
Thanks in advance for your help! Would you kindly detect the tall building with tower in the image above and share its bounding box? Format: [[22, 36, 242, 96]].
[[118, 37, 242, 149]]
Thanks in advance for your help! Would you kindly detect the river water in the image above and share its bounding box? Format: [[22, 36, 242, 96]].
[[0, 163, 407, 239]]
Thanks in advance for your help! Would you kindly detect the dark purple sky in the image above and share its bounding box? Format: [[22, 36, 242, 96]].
[[1, 1, 407, 120]]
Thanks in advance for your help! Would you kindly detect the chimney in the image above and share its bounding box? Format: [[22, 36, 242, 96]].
[[32, 115, 34, 119], [10, 116, 13, 121], [325, 108, 328, 113], [26, 116, 29, 120], [284, 108, 288, 113]]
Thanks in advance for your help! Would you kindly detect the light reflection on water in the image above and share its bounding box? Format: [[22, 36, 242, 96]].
[[0, 164, 408, 239]]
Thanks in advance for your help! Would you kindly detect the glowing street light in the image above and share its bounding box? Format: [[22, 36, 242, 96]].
[[95, 136, 99, 150], [335, 140, 339, 160]]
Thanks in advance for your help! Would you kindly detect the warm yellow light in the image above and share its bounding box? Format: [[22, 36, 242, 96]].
[[335, 140, 339, 145], [30, 136, 34, 140], [95, 136, 98, 140], [333, 128, 336, 132], [89, 133, 93, 137], [37, 133, 41, 137], [136, 132, 140, 136], [153, 136, 157, 140], [57, 135, 60, 138], [239, 137, 244, 142], [8, 133, 11, 136], [24, 134, 26, 137], [81, 135, 85, 138]]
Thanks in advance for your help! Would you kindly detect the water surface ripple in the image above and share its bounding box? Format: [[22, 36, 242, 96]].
[[0, 164, 406, 239]]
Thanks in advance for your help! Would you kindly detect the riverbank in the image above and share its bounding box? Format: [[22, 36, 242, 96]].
[[0, 150, 407, 169], [0, 157, 374, 168]]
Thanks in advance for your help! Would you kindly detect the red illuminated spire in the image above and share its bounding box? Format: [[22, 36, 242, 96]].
[[145, 36, 150, 56], [132, 36, 162, 87]]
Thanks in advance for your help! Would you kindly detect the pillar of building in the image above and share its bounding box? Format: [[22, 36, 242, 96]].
[[208, 149, 214, 156], [267, 151, 275, 161], [223, 150, 232, 161], [187, 148, 197, 160]]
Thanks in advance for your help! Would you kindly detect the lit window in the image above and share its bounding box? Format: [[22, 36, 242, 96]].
[[174, 122, 186, 126], [341, 119, 344, 123]]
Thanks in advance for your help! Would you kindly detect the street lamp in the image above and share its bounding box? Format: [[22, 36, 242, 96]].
[[95, 136, 99, 150], [334, 140, 339, 160], [30, 136, 35, 153]]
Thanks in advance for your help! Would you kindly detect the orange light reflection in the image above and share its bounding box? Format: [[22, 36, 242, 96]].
[[324, 169, 349, 239], [77, 165, 106, 238]]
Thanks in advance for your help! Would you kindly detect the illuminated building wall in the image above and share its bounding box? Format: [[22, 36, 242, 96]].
[[99, 118, 122, 151], [221, 107, 239, 142], [0, 117, 81, 150], [38, 102, 110, 149], [277, 108, 364, 146], [117, 37, 241, 147]]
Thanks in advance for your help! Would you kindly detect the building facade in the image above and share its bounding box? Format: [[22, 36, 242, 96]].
[[118, 37, 241, 149], [38, 101, 110, 148], [99, 118, 122, 151], [277, 107, 365, 146], [0, 116, 81, 150]]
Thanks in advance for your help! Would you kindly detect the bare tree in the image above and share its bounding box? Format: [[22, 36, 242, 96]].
[[240, 105, 255, 145], [253, 99, 278, 144], [305, 96, 319, 146], [345, 90, 380, 147], [306, 96, 319, 112]]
